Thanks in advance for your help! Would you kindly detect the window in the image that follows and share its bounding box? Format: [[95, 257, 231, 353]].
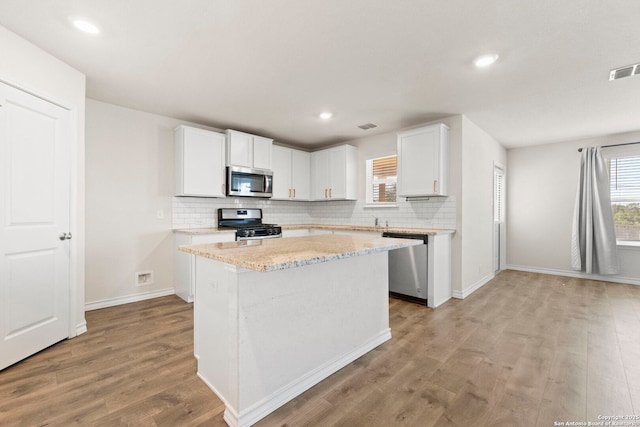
[[366, 155, 397, 205], [605, 148, 640, 242]]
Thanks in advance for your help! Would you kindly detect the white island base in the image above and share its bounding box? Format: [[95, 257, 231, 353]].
[[194, 251, 390, 427]]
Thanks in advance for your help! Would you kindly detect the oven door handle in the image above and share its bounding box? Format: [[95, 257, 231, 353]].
[[236, 234, 282, 241]]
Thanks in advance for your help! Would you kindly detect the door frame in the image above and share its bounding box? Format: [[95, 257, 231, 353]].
[[1, 77, 83, 339]]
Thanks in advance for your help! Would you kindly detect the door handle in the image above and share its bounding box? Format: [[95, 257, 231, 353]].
[[293, 188, 296, 198], [59, 232, 72, 241]]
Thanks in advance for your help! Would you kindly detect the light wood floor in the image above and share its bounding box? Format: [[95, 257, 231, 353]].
[[1, 270, 640, 426]]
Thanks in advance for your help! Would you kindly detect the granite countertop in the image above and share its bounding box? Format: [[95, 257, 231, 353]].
[[178, 234, 422, 272], [173, 224, 455, 235]]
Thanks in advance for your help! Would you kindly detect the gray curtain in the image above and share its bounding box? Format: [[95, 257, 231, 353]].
[[571, 146, 619, 274]]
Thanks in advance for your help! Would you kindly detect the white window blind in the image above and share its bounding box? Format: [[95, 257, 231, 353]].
[[609, 155, 640, 202], [366, 155, 397, 204], [604, 148, 640, 242], [494, 167, 505, 222]]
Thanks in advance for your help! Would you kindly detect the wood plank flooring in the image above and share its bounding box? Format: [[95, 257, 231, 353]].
[[1, 270, 640, 426]]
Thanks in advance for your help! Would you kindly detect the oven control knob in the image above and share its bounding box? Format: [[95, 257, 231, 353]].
[[249, 230, 255, 237]]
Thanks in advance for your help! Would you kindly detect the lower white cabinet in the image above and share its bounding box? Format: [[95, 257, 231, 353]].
[[281, 229, 311, 238], [174, 232, 235, 302]]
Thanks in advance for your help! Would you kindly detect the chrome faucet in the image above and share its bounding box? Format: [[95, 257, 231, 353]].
[[373, 216, 379, 227]]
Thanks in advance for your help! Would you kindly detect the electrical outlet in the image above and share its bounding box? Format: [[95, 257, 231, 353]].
[[136, 271, 154, 286]]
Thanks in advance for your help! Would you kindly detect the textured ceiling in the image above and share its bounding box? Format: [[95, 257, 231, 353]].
[[1, 0, 639, 148]]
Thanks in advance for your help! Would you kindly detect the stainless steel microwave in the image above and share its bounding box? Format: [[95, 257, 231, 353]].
[[226, 166, 273, 198]]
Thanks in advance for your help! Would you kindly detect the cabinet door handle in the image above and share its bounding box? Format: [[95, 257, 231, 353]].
[[325, 188, 328, 199], [288, 188, 291, 198], [433, 180, 437, 192], [293, 188, 296, 198], [329, 188, 332, 198]]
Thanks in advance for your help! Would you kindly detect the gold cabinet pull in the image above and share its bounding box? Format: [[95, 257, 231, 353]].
[[325, 188, 328, 199], [433, 180, 437, 192], [329, 188, 332, 198], [293, 188, 296, 198]]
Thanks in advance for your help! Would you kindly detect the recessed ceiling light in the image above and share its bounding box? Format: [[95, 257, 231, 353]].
[[70, 17, 100, 34], [319, 112, 333, 120], [474, 53, 499, 68]]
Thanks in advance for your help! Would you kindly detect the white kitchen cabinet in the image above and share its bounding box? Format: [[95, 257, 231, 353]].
[[175, 126, 226, 197], [281, 229, 311, 238], [174, 231, 236, 302], [397, 123, 449, 197], [272, 145, 311, 200], [311, 145, 357, 200], [226, 129, 273, 170]]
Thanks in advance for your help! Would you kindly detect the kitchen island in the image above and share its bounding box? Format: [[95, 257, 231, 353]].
[[178, 234, 421, 427]]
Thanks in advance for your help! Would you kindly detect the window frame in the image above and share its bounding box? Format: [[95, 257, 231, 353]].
[[365, 154, 398, 208], [602, 145, 640, 245]]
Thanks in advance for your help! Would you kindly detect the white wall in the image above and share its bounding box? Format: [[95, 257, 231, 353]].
[[459, 116, 507, 296], [85, 100, 220, 308], [507, 130, 640, 284], [87, 101, 501, 306], [0, 25, 86, 334]]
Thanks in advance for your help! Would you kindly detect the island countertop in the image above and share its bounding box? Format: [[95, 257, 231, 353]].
[[173, 224, 455, 236], [178, 234, 422, 272]]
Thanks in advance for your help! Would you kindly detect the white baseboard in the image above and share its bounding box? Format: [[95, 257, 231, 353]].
[[76, 321, 87, 336], [452, 272, 496, 299], [505, 264, 640, 286], [85, 288, 176, 311], [207, 329, 392, 427]]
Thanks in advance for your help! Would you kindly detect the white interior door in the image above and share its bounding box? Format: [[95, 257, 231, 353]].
[[0, 82, 71, 370], [493, 164, 505, 272]]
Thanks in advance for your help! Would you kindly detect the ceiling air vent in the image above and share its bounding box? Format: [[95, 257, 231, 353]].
[[609, 63, 640, 81], [358, 123, 377, 130]]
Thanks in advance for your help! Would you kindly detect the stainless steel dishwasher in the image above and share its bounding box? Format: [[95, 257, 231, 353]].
[[382, 232, 428, 305]]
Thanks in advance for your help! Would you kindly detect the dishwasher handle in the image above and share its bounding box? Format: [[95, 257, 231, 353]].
[[381, 232, 428, 244]]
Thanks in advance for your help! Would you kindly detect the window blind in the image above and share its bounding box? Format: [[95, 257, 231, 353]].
[[494, 168, 505, 222], [609, 155, 640, 202], [367, 155, 397, 203]]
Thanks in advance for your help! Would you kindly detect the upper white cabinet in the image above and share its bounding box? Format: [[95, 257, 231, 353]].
[[272, 145, 311, 200], [311, 145, 357, 201], [397, 123, 449, 197], [175, 125, 226, 197], [226, 129, 273, 170]]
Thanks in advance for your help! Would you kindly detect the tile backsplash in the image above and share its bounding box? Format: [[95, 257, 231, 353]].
[[173, 196, 457, 230]]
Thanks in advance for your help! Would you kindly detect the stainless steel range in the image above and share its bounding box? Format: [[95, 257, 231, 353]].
[[217, 208, 282, 241]]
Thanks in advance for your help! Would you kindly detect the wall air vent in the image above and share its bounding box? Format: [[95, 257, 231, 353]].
[[609, 63, 640, 81], [358, 123, 377, 130]]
